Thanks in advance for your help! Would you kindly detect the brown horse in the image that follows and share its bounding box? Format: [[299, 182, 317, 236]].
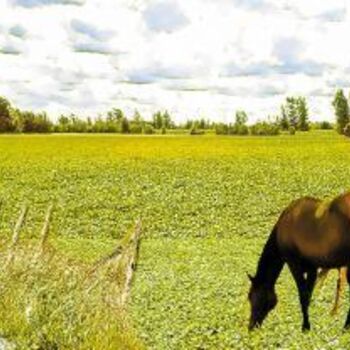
[[248, 192, 350, 331]]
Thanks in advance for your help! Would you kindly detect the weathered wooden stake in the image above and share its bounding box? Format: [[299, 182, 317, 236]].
[[36, 203, 54, 257], [86, 219, 142, 303], [5, 204, 29, 268], [120, 219, 142, 306]]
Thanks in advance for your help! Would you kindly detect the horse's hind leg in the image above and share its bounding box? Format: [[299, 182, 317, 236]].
[[331, 267, 346, 315], [343, 267, 350, 328], [288, 261, 317, 331]]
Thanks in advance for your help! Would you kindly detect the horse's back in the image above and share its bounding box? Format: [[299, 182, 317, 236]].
[[276, 196, 350, 266]]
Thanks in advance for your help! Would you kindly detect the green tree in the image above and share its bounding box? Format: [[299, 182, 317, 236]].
[[129, 110, 143, 133], [215, 123, 229, 135], [296, 97, 309, 131], [318, 121, 333, 130], [231, 110, 249, 135], [285, 97, 298, 128], [198, 118, 206, 129], [106, 108, 124, 132], [18, 111, 52, 133], [162, 110, 171, 129], [235, 110, 248, 126], [86, 117, 93, 132], [0, 97, 14, 132], [132, 110, 142, 124], [152, 111, 163, 129], [22, 111, 37, 132], [120, 117, 130, 133], [56, 115, 70, 132], [184, 119, 193, 129], [9, 107, 22, 132], [280, 105, 289, 130], [332, 89, 349, 134], [93, 116, 107, 133], [107, 108, 124, 122]]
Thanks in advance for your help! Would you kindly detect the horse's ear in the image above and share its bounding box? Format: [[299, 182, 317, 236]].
[[247, 273, 254, 283]]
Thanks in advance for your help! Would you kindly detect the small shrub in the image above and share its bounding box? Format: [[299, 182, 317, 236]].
[[142, 124, 154, 135], [227, 124, 249, 135], [289, 126, 296, 135], [189, 126, 204, 135], [215, 123, 228, 135], [250, 122, 280, 136], [310, 121, 333, 130], [236, 124, 249, 135], [129, 123, 142, 134], [319, 121, 333, 130]]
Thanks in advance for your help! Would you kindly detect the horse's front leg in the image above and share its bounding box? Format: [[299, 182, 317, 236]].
[[288, 262, 317, 331]]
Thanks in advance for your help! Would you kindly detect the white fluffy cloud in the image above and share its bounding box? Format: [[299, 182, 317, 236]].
[[0, 0, 349, 122]]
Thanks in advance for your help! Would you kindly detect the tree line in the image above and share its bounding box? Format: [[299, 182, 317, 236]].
[[0, 92, 343, 135]]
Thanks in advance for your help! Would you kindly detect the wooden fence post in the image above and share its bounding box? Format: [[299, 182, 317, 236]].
[[5, 204, 29, 269], [120, 219, 142, 306], [86, 218, 142, 306], [37, 203, 54, 256], [0, 200, 3, 222]]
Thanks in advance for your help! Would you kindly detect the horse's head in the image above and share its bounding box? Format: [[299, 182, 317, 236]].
[[247, 274, 277, 331]]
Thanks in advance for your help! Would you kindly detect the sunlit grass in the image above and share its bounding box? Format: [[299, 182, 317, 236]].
[[1, 131, 350, 348], [0, 240, 143, 349]]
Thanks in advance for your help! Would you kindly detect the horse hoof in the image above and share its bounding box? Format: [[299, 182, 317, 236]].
[[302, 325, 310, 332]]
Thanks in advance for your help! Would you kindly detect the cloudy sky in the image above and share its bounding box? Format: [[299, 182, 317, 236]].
[[0, 0, 349, 123]]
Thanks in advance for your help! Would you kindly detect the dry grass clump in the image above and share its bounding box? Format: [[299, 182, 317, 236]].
[[0, 241, 143, 350]]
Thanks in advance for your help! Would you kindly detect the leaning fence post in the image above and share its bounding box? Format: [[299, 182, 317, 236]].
[[120, 219, 142, 306], [0, 200, 4, 228], [37, 203, 54, 256], [5, 204, 29, 269]]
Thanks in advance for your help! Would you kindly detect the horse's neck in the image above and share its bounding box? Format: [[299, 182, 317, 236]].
[[255, 229, 284, 288]]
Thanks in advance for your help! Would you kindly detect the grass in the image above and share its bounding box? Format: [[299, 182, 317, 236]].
[[0, 131, 350, 348], [132, 238, 349, 349], [0, 239, 143, 349]]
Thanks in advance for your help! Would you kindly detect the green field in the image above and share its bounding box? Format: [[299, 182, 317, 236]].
[[1, 132, 350, 349]]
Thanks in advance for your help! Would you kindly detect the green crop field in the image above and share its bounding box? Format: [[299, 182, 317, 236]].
[[1, 131, 350, 349]]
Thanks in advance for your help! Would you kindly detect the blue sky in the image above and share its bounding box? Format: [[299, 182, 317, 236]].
[[0, 0, 349, 122]]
